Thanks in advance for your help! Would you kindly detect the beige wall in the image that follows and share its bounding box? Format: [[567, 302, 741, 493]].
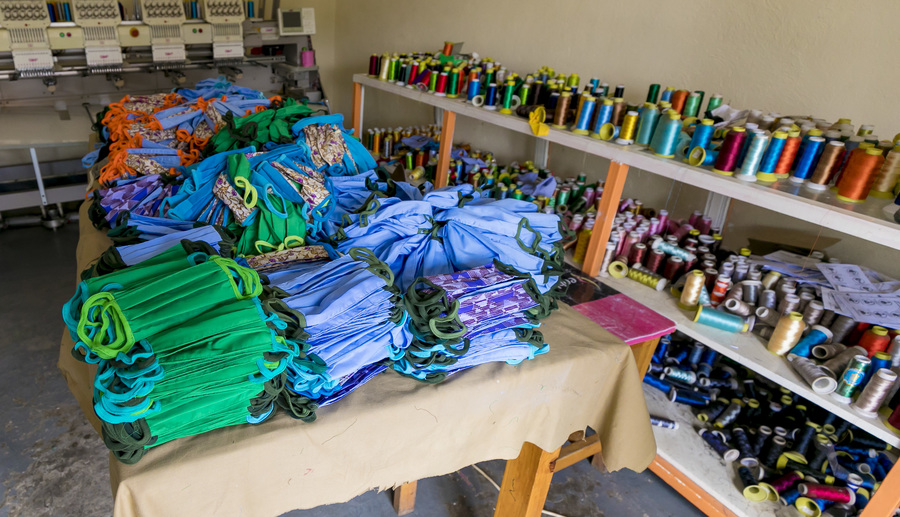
[[331, 0, 900, 275]]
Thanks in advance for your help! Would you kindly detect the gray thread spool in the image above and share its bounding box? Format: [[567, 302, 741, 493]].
[[598, 242, 617, 278], [757, 326, 775, 339], [798, 292, 815, 312], [821, 345, 867, 377], [802, 300, 824, 326], [719, 261, 735, 278], [755, 307, 781, 328], [812, 343, 847, 360], [819, 309, 836, 328], [776, 280, 797, 303], [743, 280, 761, 305], [702, 253, 716, 263], [747, 269, 762, 282], [830, 315, 856, 344], [734, 263, 749, 282], [723, 283, 744, 305], [702, 259, 717, 269], [778, 293, 801, 315], [851, 368, 898, 418], [760, 290, 777, 309], [787, 354, 838, 394]]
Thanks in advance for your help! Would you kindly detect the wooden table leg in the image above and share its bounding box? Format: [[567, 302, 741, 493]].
[[860, 461, 900, 517], [494, 442, 560, 517], [392, 481, 417, 516], [630, 337, 661, 378]]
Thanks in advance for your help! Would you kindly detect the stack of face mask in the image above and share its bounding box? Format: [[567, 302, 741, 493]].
[[392, 262, 551, 383], [62, 241, 307, 464], [264, 248, 408, 409]]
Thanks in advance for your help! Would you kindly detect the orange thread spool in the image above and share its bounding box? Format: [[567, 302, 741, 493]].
[[837, 147, 885, 202], [859, 326, 891, 357], [773, 134, 802, 177], [670, 90, 689, 114]]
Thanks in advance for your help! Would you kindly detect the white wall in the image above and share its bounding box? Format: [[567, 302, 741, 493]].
[[331, 0, 900, 275]]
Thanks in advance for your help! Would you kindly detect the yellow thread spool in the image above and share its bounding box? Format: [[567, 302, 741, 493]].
[[626, 266, 668, 291], [870, 144, 900, 198], [679, 270, 706, 310], [768, 312, 806, 355], [608, 261, 628, 278], [615, 111, 639, 145]]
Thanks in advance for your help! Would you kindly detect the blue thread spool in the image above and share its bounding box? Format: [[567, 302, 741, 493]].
[[589, 78, 599, 91], [635, 103, 660, 147], [790, 136, 826, 183], [736, 133, 770, 181], [665, 366, 697, 384], [654, 335, 670, 362], [590, 99, 614, 138], [572, 96, 596, 135], [650, 112, 682, 158], [247, 1, 255, 17], [789, 325, 833, 357], [661, 87, 674, 102], [598, 123, 619, 141], [780, 488, 801, 506], [466, 78, 481, 103], [687, 343, 704, 367], [670, 388, 709, 407], [700, 429, 739, 460], [643, 374, 673, 394], [861, 353, 892, 389], [757, 130, 787, 182], [483, 83, 498, 110], [684, 119, 714, 163], [695, 305, 748, 333]]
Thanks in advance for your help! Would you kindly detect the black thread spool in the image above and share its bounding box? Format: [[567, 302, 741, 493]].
[[743, 379, 757, 400], [741, 399, 761, 426], [808, 435, 831, 472], [753, 425, 772, 456], [700, 430, 740, 461], [733, 427, 756, 458], [792, 421, 819, 460], [648, 362, 664, 375], [850, 436, 887, 450], [833, 421, 852, 442], [737, 465, 758, 489], [830, 315, 856, 344], [714, 400, 743, 428], [761, 435, 787, 468], [697, 400, 728, 423]]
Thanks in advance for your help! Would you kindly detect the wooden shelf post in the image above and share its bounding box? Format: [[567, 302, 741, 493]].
[[494, 442, 560, 517], [434, 110, 456, 188], [582, 161, 629, 276], [860, 462, 900, 517], [352, 82, 364, 137]]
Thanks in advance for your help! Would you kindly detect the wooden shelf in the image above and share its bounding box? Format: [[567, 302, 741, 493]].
[[353, 73, 900, 251], [645, 385, 780, 517], [601, 274, 900, 448]]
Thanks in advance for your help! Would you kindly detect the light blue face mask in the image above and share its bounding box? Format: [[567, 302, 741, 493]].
[[117, 226, 226, 266]]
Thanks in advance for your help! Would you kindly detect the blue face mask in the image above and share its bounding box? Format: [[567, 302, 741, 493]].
[[117, 226, 226, 266]]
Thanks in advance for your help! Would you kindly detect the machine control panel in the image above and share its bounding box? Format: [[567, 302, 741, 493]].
[[139, 0, 187, 25], [0, 1, 53, 29], [201, 0, 245, 23], [72, 0, 121, 26]]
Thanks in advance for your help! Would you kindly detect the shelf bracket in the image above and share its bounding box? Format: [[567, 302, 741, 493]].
[[704, 192, 731, 233]]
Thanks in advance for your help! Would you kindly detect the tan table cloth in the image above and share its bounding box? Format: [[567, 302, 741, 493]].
[[58, 202, 656, 517]]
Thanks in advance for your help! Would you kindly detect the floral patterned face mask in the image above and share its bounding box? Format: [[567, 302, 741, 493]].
[[303, 123, 350, 169]]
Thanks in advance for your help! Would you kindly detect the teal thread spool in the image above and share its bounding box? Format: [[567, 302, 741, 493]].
[[832, 355, 871, 403], [572, 96, 596, 135], [674, 132, 693, 160], [706, 93, 723, 113], [688, 146, 718, 167], [695, 305, 748, 333], [685, 119, 715, 162], [736, 133, 770, 182], [650, 112, 682, 158], [789, 325, 833, 357], [590, 99, 614, 139], [682, 92, 702, 119], [647, 83, 660, 103], [635, 103, 660, 147], [757, 130, 788, 182]]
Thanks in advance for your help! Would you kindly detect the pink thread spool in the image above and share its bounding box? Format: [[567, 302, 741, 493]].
[[301, 49, 315, 67]]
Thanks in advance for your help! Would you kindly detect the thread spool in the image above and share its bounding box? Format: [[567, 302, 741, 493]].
[[710, 275, 732, 307], [837, 147, 885, 202], [616, 111, 639, 145], [761, 270, 781, 290], [756, 306, 781, 328], [626, 266, 668, 291], [832, 355, 871, 404], [790, 136, 826, 184], [679, 270, 706, 310], [778, 293, 801, 315], [811, 343, 846, 361], [790, 325, 833, 357], [725, 298, 754, 317], [651, 238, 697, 262], [798, 484, 855, 505], [551, 91, 571, 127], [756, 131, 788, 182], [682, 92, 702, 119], [664, 366, 697, 384], [645, 249, 666, 274], [805, 140, 846, 190], [757, 290, 776, 310], [858, 326, 890, 358], [663, 256, 684, 282], [801, 300, 824, 327], [869, 144, 900, 197], [742, 280, 761, 305], [695, 305, 748, 333], [650, 112, 682, 158], [590, 99, 614, 138], [700, 429, 740, 461], [649, 416, 679, 429], [697, 400, 729, 422], [733, 427, 756, 459], [571, 96, 596, 135], [773, 132, 803, 177], [609, 98, 626, 127], [752, 426, 773, 457], [685, 119, 715, 163], [635, 103, 661, 147], [768, 312, 806, 355], [821, 346, 866, 379], [762, 435, 788, 468], [792, 421, 820, 459], [788, 354, 838, 394], [711, 128, 748, 175], [851, 368, 897, 418], [669, 388, 709, 406]]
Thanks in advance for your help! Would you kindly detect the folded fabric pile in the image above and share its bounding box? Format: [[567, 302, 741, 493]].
[[393, 262, 551, 383], [266, 248, 408, 408], [62, 240, 307, 464]]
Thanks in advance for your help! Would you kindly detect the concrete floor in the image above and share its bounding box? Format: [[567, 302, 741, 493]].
[[0, 220, 703, 517]]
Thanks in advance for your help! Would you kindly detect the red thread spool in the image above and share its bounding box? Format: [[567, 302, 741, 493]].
[[368, 54, 380, 76], [646, 249, 666, 273], [629, 242, 648, 266], [435, 72, 449, 95], [837, 147, 885, 203], [887, 403, 900, 433], [704, 268, 719, 292], [670, 89, 689, 114], [859, 326, 891, 358], [408, 62, 420, 84], [697, 216, 713, 235], [769, 471, 803, 493], [663, 256, 684, 281], [798, 484, 854, 504], [712, 128, 747, 175], [683, 247, 697, 271], [773, 134, 802, 177], [620, 231, 641, 260], [673, 223, 693, 242], [688, 209, 703, 227]]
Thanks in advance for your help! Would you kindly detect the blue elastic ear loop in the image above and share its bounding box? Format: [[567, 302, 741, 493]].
[[246, 403, 274, 424]]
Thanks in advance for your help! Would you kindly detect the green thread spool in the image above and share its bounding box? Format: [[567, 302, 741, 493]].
[[428, 71, 438, 92], [682, 92, 702, 119], [635, 103, 660, 147], [646, 83, 660, 103], [511, 189, 524, 200], [447, 68, 460, 98], [832, 355, 871, 403], [627, 266, 668, 291], [694, 91, 706, 112], [694, 305, 748, 333], [499, 80, 516, 114], [567, 73, 580, 89], [518, 82, 531, 106], [706, 93, 723, 113]]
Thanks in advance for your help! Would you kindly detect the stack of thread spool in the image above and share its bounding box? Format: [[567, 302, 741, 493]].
[[364, 125, 440, 161], [367, 48, 900, 204], [646, 333, 896, 516]]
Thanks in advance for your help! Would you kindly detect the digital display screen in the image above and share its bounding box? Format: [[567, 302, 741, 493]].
[[282, 11, 302, 29]]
